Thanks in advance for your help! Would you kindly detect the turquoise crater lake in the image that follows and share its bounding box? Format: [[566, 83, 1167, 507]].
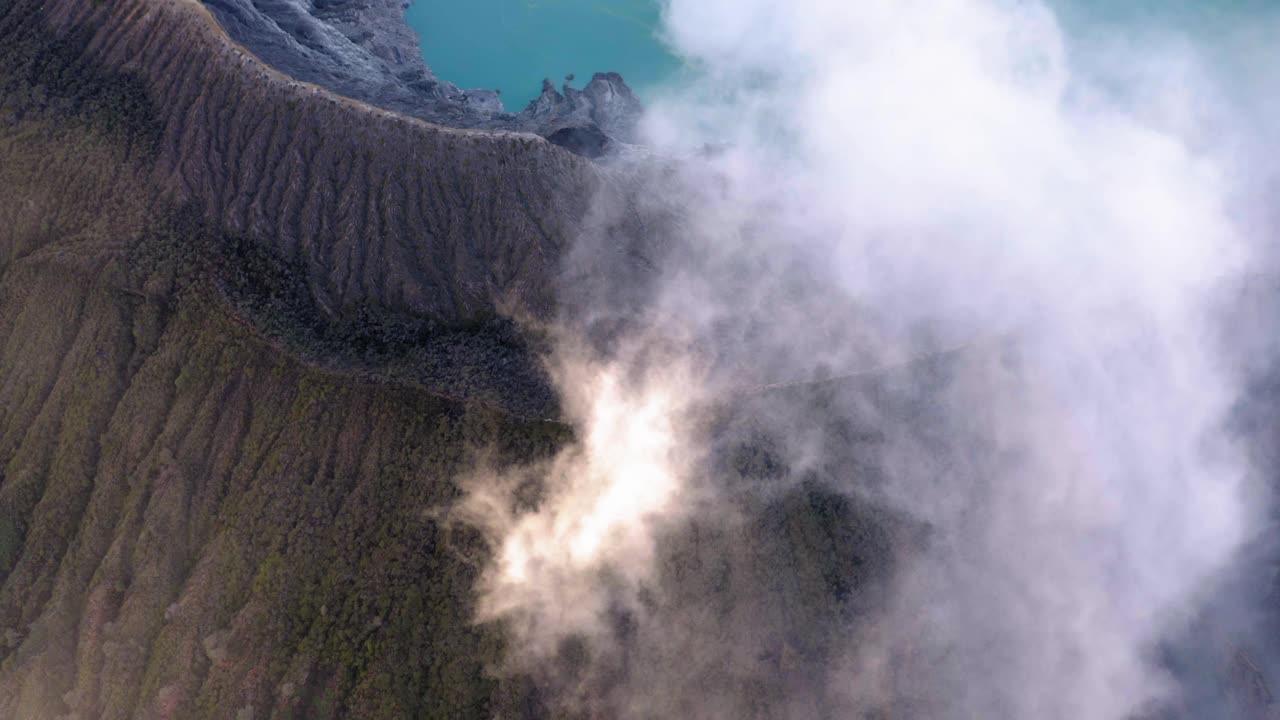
[[404, 0, 681, 112]]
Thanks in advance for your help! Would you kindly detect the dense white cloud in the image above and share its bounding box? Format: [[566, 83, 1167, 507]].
[[463, 1, 1270, 717]]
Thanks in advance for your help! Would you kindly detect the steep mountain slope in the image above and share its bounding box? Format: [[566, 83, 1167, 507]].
[[8, 0, 601, 326], [0, 1, 893, 717], [0, 4, 564, 715]]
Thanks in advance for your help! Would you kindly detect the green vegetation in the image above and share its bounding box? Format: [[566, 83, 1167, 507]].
[[0, 4, 162, 154]]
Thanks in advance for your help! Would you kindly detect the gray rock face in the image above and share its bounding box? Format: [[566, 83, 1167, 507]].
[[202, 0, 442, 110], [516, 73, 644, 152], [200, 0, 647, 154]]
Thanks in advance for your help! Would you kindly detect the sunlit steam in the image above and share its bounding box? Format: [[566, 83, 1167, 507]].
[[461, 0, 1270, 717], [464, 351, 705, 658]]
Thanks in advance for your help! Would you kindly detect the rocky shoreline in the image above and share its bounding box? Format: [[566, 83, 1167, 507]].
[[201, 0, 644, 156]]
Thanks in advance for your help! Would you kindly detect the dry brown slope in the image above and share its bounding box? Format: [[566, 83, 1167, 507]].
[[0, 1, 910, 718], [19, 0, 600, 324], [0, 86, 575, 718], [0, 2, 574, 716], [0, 97, 896, 720]]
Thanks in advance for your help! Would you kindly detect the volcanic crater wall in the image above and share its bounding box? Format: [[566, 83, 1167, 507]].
[[0, 0, 911, 718], [19, 0, 600, 325], [0, 0, 588, 715]]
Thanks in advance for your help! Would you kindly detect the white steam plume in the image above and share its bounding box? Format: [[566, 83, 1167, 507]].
[[462, 1, 1270, 717]]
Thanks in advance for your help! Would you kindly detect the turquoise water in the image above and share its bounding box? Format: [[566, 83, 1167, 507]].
[[1050, 0, 1277, 116], [404, 0, 680, 112], [1051, 0, 1269, 29], [404, 1, 1272, 114]]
